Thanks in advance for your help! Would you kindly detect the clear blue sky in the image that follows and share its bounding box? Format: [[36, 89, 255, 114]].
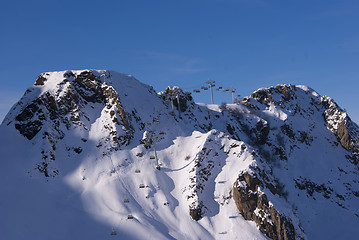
[[1, 0, 358, 123]]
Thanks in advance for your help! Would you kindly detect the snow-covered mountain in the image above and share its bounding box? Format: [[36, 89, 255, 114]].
[[1, 70, 358, 240]]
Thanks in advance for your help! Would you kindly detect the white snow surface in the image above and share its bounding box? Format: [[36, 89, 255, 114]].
[[1, 70, 359, 239]]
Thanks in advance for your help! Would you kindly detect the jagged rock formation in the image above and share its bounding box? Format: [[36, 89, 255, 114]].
[[1, 72, 359, 240], [14, 71, 133, 143], [233, 172, 296, 240], [322, 95, 359, 164], [159, 86, 193, 113]]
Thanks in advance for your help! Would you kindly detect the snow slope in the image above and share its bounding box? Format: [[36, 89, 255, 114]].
[[1, 70, 359, 239]]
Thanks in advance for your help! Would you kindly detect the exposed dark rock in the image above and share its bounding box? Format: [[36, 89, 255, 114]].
[[274, 147, 287, 161], [275, 85, 292, 101], [34, 74, 47, 86], [250, 88, 274, 106], [36, 162, 50, 177], [102, 85, 131, 131], [74, 147, 82, 154], [160, 87, 193, 112], [63, 70, 75, 78], [15, 103, 39, 122], [73, 71, 105, 103], [337, 121, 351, 151], [255, 121, 270, 145], [297, 131, 313, 145], [35, 161, 58, 178], [15, 70, 134, 147], [226, 124, 235, 135], [189, 206, 202, 221], [15, 120, 43, 140], [186, 138, 223, 221], [240, 98, 260, 111], [294, 177, 333, 199], [322, 96, 359, 164], [233, 172, 296, 240], [57, 85, 81, 116], [280, 124, 295, 140], [246, 84, 298, 109]]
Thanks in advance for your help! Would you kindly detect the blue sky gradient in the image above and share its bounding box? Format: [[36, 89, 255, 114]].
[[1, 0, 358, 123]]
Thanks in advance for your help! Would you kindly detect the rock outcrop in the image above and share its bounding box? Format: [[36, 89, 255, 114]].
[[13, 70, 134, 144], [233, 172, 296, 240], [322, 96, 359, 164]]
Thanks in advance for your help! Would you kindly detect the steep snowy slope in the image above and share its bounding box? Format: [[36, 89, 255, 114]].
[[1, 70, 359, 240]]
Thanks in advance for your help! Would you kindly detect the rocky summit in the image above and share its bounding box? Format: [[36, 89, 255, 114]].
[[1, 70, 359, 240]]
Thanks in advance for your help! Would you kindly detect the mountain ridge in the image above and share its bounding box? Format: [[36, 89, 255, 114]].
[[1, 69, 358, 240]]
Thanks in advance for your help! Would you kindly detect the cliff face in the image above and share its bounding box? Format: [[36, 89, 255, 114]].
[[233, 172, 296, 240], [1, 72, 359, 240], [322, 95, 359, 164]]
